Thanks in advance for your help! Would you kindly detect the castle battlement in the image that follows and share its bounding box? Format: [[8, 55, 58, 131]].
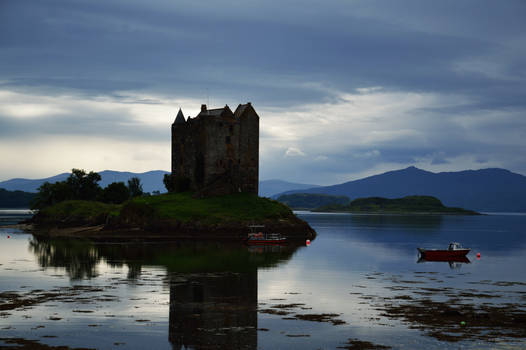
[[171, 103, 259, 196]]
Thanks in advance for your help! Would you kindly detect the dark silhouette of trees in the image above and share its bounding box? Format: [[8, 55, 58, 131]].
[[127, 177, 143, 198], [163, 174, 175, 193], [100, 182, 130, 204], [164, 174, 190, 193], [31, 181, 70, 209], [31, 169, 151, 209], [66, 169, 102, 200], [32, 169, 102, 209]]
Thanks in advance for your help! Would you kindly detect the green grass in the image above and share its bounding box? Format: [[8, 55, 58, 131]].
[[36, 200, 121, 225], [131, 192, 293, 224], [35, 193, 295, 227]]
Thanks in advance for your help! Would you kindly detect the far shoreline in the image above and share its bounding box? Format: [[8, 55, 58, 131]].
[[295, 210, 487, 216], [1, 223, 315, 244]]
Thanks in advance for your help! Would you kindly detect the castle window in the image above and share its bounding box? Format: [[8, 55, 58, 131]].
[[226, 136, 231, 144]]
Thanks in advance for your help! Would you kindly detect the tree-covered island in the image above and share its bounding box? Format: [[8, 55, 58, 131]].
[[0, 188, 36, 208], [312, 195, 480, 215], [28, 169, 315, 241]]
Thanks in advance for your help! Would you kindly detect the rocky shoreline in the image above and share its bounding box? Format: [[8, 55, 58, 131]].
[[8, 193, 317, 242], [19, 216, 316, 242]]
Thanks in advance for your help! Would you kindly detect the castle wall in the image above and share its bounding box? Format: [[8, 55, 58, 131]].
[[172, 121, 199, 191], [171, 103, 259, 196], [238, 107, 259, 194], [201, 117, 241, 193]]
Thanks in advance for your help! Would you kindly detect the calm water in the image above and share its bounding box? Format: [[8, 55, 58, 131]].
[[1, 210, 525, 349]]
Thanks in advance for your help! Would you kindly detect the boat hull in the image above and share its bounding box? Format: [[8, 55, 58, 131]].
[[418, 248, 470, 259]]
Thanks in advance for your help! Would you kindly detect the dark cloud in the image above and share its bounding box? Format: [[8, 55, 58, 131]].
[[1, 0, 525, 182], [0, 108, 166, 142], [1, 0, 525, 107], [431, 157, 449, 165]]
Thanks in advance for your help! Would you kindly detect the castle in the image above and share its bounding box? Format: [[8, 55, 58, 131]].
[[171, 103, 259, 196]]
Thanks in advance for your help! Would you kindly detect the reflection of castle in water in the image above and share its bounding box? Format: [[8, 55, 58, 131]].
[[29, 237, 302, 350], [169, 271, 257, 350]]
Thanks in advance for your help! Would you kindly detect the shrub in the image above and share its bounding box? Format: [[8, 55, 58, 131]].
[[163, 174, 174, 193], [163, 174, 191, 193], [127, 177, 144, 198], [100, 182, 130, 204], [66, 169, 102, 201]]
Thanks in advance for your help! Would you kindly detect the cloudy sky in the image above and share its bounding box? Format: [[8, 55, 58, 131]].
[[1, 0, 525, 185]]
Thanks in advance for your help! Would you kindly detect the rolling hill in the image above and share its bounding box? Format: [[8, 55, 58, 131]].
[[3, 166, 526, 212], [0, 172, 318, 198], [279, 166, 526, 212], [0, 170, 170, 194], [258, 179, 320, 198]]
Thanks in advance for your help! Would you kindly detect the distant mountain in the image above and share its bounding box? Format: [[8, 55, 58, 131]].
[[0, 170, 170, 194], [259, 179, 320, 198], [96, 170, 169, 193], [279, 166, 526, 212], [0, 173, 70, 193], [1, 172, 318, 198]]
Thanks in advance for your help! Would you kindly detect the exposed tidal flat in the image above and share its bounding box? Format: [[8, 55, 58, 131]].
[[1, 210, 526, 349]]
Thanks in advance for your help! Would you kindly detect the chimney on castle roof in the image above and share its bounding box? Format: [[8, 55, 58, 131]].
[[201, 104, 207, 112]]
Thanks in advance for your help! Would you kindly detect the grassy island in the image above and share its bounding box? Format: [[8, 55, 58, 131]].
[[313, 195, 480, 215], [31, 192, 315, 240], [132, 192, 292, 224]]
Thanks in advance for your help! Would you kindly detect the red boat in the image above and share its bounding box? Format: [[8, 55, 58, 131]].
[[417, 242, 470, 259], [244, 225, 288, 246], [245, 232, 288, 245]]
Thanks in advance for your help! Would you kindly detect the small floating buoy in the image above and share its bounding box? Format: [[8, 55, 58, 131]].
[[7, 235, 10, 239], [476, 252, 481, 258], [306, 239, 310, 246]]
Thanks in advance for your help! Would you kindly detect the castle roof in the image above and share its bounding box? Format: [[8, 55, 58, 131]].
[[200, 108, 224, 117], [174, 108, 186, 124], [196, 105, 234, 119], [234, 102, 257, 118]]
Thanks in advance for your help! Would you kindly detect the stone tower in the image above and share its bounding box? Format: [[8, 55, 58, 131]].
[[171, 103, 259, 196]]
